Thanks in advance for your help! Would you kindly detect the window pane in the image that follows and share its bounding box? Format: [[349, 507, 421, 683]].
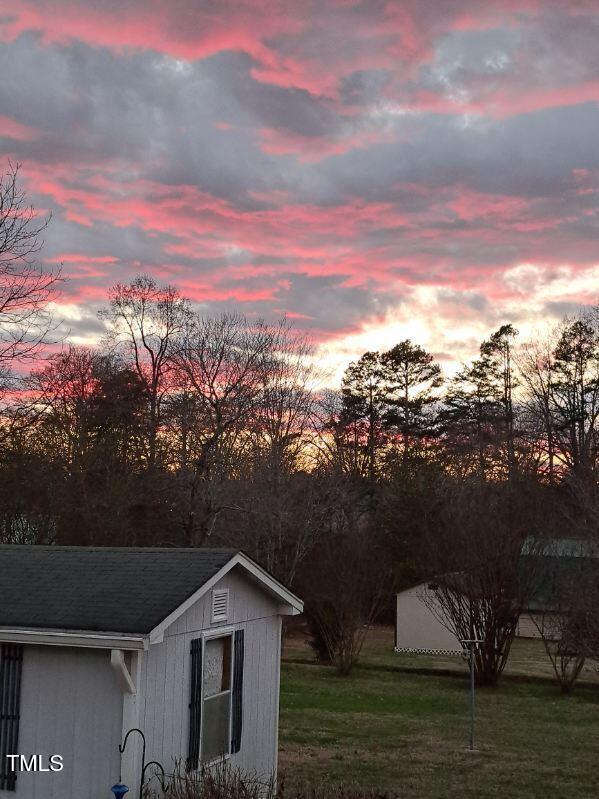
[[201, 692, 231, 763], [203, 637, 231, 697]]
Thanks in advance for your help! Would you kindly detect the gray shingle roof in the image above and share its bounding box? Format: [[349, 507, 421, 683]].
[[0, 545, 237, 635]]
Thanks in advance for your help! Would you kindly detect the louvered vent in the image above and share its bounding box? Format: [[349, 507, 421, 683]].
[[211, 589, 229, 623]]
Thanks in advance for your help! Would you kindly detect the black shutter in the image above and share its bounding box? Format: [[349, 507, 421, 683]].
[[186, 637, 202, 771], [230, 629, 244, 754], [0, 644, 23, 792]]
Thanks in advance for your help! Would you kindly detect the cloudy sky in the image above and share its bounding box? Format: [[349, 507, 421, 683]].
[[1, 0, 598, 380]]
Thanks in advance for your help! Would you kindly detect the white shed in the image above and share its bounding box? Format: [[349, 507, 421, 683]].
[[395, 582, 462, 655], [395, 582, 548, 653], [0, 545, 303, 798]]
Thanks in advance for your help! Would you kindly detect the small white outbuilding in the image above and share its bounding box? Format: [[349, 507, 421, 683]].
[[395, 582, 463, 655], [0, 545, 303, 799], [395, 581, 549, 654]]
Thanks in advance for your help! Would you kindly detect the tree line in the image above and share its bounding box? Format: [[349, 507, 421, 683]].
[[2, 163, 599, 685]]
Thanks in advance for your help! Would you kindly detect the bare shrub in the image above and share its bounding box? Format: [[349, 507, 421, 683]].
[[533, 550, 599, 693], [424, 478, 546, 686], [146, 762, 398, 799], [300, 502, 391, 675], [144, 761, 273, 799], [534, 612, 586, 695]]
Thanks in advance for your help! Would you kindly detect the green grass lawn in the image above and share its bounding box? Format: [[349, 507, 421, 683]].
[[278, 627, 599, 798]]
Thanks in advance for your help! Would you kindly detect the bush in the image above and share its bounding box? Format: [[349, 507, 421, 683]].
[[300, 522, 391, 675], [143, 763, 399, 799]]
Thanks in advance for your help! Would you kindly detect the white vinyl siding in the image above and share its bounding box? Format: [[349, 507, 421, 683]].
[[395, 585, 463, 654], [136, 567, 282, 783], [0, 646, 122, 799]]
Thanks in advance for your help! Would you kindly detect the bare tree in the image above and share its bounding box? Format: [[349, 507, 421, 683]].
[[518, 335, 560, 482], [533, 601, 587, 695], [27, 346, 103, 468], [301, 503, 391, 675], [518, 316, 599, 484], [161, 388, 205, 471], [313, 388, 374, 478], [100, 275, 191, 469], [423, 478, 546, 686], [224, 323, 322, 584], [172, 313, 275, 545], [252, 322, 317, 475], [0, 162, 60, 406], [21, 346, 155, 545]]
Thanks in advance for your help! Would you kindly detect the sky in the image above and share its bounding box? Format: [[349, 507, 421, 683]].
[[1, 0, 598, 382]]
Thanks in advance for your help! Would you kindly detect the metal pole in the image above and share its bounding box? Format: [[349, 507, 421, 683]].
[[461, 639, 482, 751]]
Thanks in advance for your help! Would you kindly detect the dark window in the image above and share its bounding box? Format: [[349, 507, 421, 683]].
[[0, 644, 23, 792]]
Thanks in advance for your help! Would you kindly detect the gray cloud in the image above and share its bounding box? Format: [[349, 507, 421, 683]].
[[0, 2, 597, 356]]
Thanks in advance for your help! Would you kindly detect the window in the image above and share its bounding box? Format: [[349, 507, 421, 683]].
[[201, 635, 232, 763], [211, 589, 229, 623], [0, 644, 23, 792], [187, 630, 245, 771]]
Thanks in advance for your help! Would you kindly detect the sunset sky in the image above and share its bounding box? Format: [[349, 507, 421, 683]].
[[1, 0, 598, 381]]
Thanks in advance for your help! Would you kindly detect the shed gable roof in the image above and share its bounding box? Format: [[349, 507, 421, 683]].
[[0, 545, 265, 636]]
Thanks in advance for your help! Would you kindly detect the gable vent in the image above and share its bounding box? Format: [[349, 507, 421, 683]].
[[211, 589, 229, 623]]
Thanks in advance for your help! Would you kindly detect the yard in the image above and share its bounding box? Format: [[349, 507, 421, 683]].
[[279, 627, 599, 798]]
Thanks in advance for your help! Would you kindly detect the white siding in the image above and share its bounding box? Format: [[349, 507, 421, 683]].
[[136, 567, 283, 787], [395, 584, 462, 654], [1, 567, 287, 798], [1, 646, 122, 799], [516, 612, 546, 639], [397, 589, 548, 646]]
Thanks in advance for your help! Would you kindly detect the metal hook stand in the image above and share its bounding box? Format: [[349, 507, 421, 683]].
[[119, 728, 166, 799], [461, 639, 484, 751]]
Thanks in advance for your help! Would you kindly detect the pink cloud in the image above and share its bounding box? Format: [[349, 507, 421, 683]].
[[0, 115, 39, 141], [48, 253, 119, 264], [2, 0, 598, 367], [5, 0, 590, 105], [257, 126, 396, 162]]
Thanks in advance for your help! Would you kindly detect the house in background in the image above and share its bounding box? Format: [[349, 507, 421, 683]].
[[0, 545, 302, 799]]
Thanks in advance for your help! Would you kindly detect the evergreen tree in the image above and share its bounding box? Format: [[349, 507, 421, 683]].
[[339, 351, 386, 480], [381, 340, 443, 462], [441, 325, 518, 478], [551, 319, 599, 480]]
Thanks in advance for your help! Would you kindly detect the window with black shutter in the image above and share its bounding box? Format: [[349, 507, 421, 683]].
[[0, 644, 23, 792]]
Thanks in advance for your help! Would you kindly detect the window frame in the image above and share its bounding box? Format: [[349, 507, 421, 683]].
[[199, 626, 235, 767]]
